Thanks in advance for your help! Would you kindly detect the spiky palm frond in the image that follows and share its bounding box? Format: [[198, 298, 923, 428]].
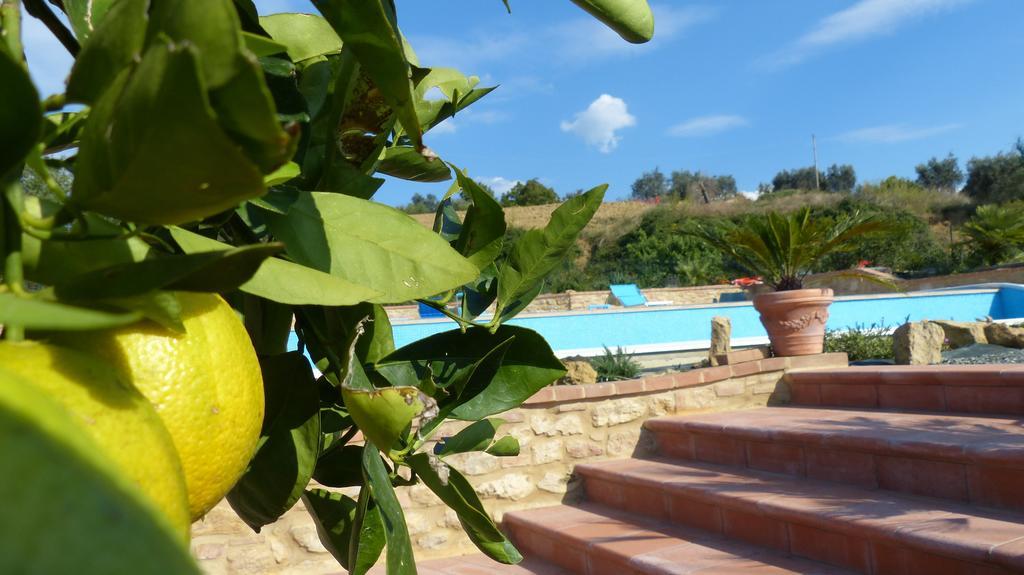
[[690, 207, 892, 290], [961, 203, 1024, 266]]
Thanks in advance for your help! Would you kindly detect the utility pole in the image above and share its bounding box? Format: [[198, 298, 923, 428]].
[[812, 134, 820, 191]]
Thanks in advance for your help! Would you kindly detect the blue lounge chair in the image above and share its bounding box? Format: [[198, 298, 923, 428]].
[[610, 284, 647, 306], [417, 302, 446, 318], [609, 284, 673, 307]]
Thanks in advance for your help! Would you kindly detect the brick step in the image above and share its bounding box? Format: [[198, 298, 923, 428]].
[[366, 554, 570, 574], [503, 502, 854, 575], [645, 407, 1024, 511], [786, 366, 1024, 415], [574, 457, 1024, 574]]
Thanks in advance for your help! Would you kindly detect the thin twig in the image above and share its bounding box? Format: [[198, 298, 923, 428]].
[[23, 0, 78, 56]]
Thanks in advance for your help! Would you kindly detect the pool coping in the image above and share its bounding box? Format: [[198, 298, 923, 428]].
[[522, 352, 850, 406], [391, 288, 1002, 327]]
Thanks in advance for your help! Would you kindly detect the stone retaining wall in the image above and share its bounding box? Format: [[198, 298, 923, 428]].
[[190, 353, 849, 574]]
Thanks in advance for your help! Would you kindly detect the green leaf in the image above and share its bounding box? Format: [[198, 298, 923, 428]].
[[260, 191, 479, 303], [348, 484, 388, 575], [63, 0, 118, 41], [341, 385, 427, 452], [0, 48, 40, 179], [407, 453, 522, 564], [66, 0, 148, 104], [485, 435, 520, 457], [494, 185, 606, 322], [569, 0, 655, 44], [0, 294, 140, 330], [145, 0, 245, 89], [376, 147, 451, 183], [313, 0, 423, 150], [294, 306, 372, 385], [170, 228, 379, 305], [302, 489, 385, 573], [54, 245, 281, 301], [208, 52, 295, 173], [228, 352, 321, 530], [412, 67, 495, 131], [241, 31, 288, 57], [21, 202, 152, 287], [313, 444, 364, 487], [376, 332, 511, 407], [102, 291, 185, 332], [379, 326, 564, 420], [73, 40, 265, 225], [259, 13, 342, 62], [362, 444, 416, 574], [264, 162, 300, 186], [436, 419, 503, 456], [453, 167, 506, 269], [462, 263, 499, 321]]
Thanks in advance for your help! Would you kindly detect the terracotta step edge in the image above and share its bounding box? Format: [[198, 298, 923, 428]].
[[643, 411, 1024, 469], [575, 458, 1024, 570]]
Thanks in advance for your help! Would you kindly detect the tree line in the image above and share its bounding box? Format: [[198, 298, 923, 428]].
[[399, 142, 1024, 214]]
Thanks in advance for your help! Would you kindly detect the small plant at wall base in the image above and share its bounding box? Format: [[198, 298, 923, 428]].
[[691, 207, 892, 356], [824, 323, 895, 362], [591, 346, 643, 381]]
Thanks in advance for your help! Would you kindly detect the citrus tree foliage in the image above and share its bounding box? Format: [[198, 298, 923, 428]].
[[0, 0, 652, 572]]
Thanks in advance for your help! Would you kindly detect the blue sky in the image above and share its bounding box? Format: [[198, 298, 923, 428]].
[[22, 0, 1024, 205]]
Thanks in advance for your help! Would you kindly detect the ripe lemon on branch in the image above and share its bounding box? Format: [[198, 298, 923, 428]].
[[0, 368, 199, 574], [0, 342, 191, 538], [57, 293, 265, 521]]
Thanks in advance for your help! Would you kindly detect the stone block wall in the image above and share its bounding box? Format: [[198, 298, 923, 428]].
[[384, 285, 745, 321], [190, 353, 848, 574]]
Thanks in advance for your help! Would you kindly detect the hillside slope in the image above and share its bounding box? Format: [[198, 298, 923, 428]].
[[411, 200, 655, 231]]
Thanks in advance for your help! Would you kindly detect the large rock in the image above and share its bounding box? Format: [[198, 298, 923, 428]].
[[892, 321, 945, 365], [985, 322, 1024, 349], [928, 320, 987, 349], [559, 359, 597, 385], [710, 316, 732, 366]]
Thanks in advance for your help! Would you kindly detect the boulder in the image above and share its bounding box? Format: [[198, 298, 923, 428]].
[[928, 320, 987, 349], [559, 359, 598, 385], [984, 323, 1024, 349], [709, 316, 732, 366], [892, 321, 945, 365]]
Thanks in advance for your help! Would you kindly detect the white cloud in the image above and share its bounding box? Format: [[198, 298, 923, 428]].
[[480, 176, 521, 195], [669, 114, 748, 137], [560, 94, 636, 153], [835, 123, 963, 143], [760, 0, 975, 68]]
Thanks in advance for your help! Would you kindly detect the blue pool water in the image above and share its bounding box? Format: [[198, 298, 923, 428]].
[[382, 286, 1024, 357]]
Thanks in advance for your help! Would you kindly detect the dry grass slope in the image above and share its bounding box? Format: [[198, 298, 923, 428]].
[[411, 200, 656, 232]]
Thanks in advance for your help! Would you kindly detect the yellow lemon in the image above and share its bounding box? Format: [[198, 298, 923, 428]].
[[0, 341, 191, 538], [56, 293, 265, 521]]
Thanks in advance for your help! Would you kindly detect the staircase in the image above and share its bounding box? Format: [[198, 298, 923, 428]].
[[499, 366, 1024, 574]]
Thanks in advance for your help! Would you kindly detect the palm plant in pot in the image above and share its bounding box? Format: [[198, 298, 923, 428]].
[[692, 207, 890, 356]]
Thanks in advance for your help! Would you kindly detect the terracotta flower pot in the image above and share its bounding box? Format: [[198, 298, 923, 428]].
[[753, 288, 834, 356]]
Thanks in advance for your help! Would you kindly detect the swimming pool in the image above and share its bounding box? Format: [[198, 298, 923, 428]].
[[387, 285, 1024, 358]]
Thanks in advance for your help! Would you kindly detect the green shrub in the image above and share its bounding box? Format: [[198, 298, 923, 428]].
[[590, 347, 642, 381], [824, 323, 894, 361], [816, 199, 949, 274]]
